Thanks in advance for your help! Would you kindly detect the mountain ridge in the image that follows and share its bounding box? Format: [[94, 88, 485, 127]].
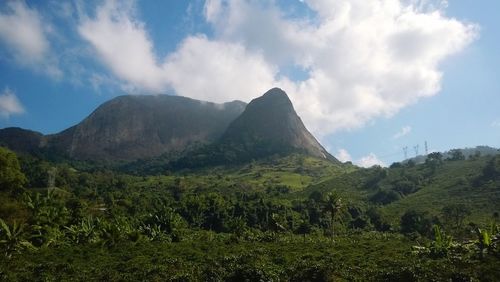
[[0, 89, 337, 166], [1, 95, 247, 161]]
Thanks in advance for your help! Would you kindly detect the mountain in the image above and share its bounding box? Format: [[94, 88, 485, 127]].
[[171, 88, 338, 168], [0, 127, 45, 153], [0, 88, 336, 167], [0, 95, 246, 161], [220, 88, 336, 161]]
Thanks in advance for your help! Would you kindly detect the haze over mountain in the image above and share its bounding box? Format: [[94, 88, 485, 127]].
[[0, 88, 337, 165]]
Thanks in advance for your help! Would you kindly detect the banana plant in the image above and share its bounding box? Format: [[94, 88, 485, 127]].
[[0, 219, 35, 258], [429, 225, 453, 258], [476, 227, 492, 260], [64, 216, 98, 245]]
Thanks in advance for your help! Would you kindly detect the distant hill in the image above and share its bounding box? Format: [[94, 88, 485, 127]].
[[403, 146, 500, 164], [301, 153, 500, 226], [0, 127, 45, 153]]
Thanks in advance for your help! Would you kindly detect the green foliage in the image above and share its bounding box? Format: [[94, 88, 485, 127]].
[[475, 223, 499, 259], [0, 218, 34, 258], [0, 147, 27, 192], [448, 149, 466, 161], [429, 225, 454, 258], [1, 150, 500, 279], [481, 155, 500, 181], [400, 209, 435, 237], [371, 189, 401, 205], [441, 203, 471, 231]]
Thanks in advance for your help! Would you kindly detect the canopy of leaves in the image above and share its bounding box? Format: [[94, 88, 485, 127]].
[[0, 147, 26, 192]]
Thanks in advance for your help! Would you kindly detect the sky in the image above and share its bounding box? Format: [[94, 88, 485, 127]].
[[0, 0, 499, 167]]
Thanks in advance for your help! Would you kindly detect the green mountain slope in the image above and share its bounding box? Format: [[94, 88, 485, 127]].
[[301, 154, 500, 226]]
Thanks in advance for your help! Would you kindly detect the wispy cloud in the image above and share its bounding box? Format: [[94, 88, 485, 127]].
[[0, 1, 61, 78], [393, 126, 412, 139], [0, 88, 25, 118], [491, 119, 500, 128]]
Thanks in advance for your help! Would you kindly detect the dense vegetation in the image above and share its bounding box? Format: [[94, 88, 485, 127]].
[[1, 147, 499, 281]]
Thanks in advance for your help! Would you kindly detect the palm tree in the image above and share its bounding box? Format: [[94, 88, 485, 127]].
[[322, 192, 344, 240]]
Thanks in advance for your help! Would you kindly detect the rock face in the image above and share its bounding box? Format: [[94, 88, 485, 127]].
[[54, 95, 246, 161], [0, 95, 246, 161], [220, 88, 337, 161], [0, 88, 336, 165]]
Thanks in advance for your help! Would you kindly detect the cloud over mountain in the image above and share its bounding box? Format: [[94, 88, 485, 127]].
[[77, 0, 477, 136], [202, 0, 477, 134]]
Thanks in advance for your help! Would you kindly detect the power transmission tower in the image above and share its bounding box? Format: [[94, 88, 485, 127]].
[[403, 146, 408, 159], [425, 141, 429, 155], [413, 145, 419, 157]]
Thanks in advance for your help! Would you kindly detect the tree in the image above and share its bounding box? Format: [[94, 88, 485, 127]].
[[322, 192, 344, 239], [425, 152, 443, 173], [393, 180, 418, 196], [0, 147, 26, 193], [296, 220, 311, 242], [448, 149, 465, 161], [441, 204, 471, 231], [370, 189, 401, 205], [400, 209, 434, 236], [366, 207, 391, 231], [482, 155, 500, 181]]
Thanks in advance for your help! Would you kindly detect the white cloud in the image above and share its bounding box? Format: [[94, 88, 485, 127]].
[[78, 0, 280, 99], [393, 125, 412, 139], [163, 35, 278, 103], [334, 148, 386, 167], [0, 88, 25, 118], [0, 1, 61, 78], [0, 2, 48, 60], [357, 153, 385, 168], [78, 0, 477, 135], [202, 0, 478, 135], [78, 0, 168, 93], [335, 148, 352, 162]]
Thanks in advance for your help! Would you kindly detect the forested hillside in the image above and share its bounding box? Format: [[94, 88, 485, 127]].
[[1, 147, 499, 281]]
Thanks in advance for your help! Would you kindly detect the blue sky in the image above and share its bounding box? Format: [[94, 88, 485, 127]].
[[0, 0, 499, 167]]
